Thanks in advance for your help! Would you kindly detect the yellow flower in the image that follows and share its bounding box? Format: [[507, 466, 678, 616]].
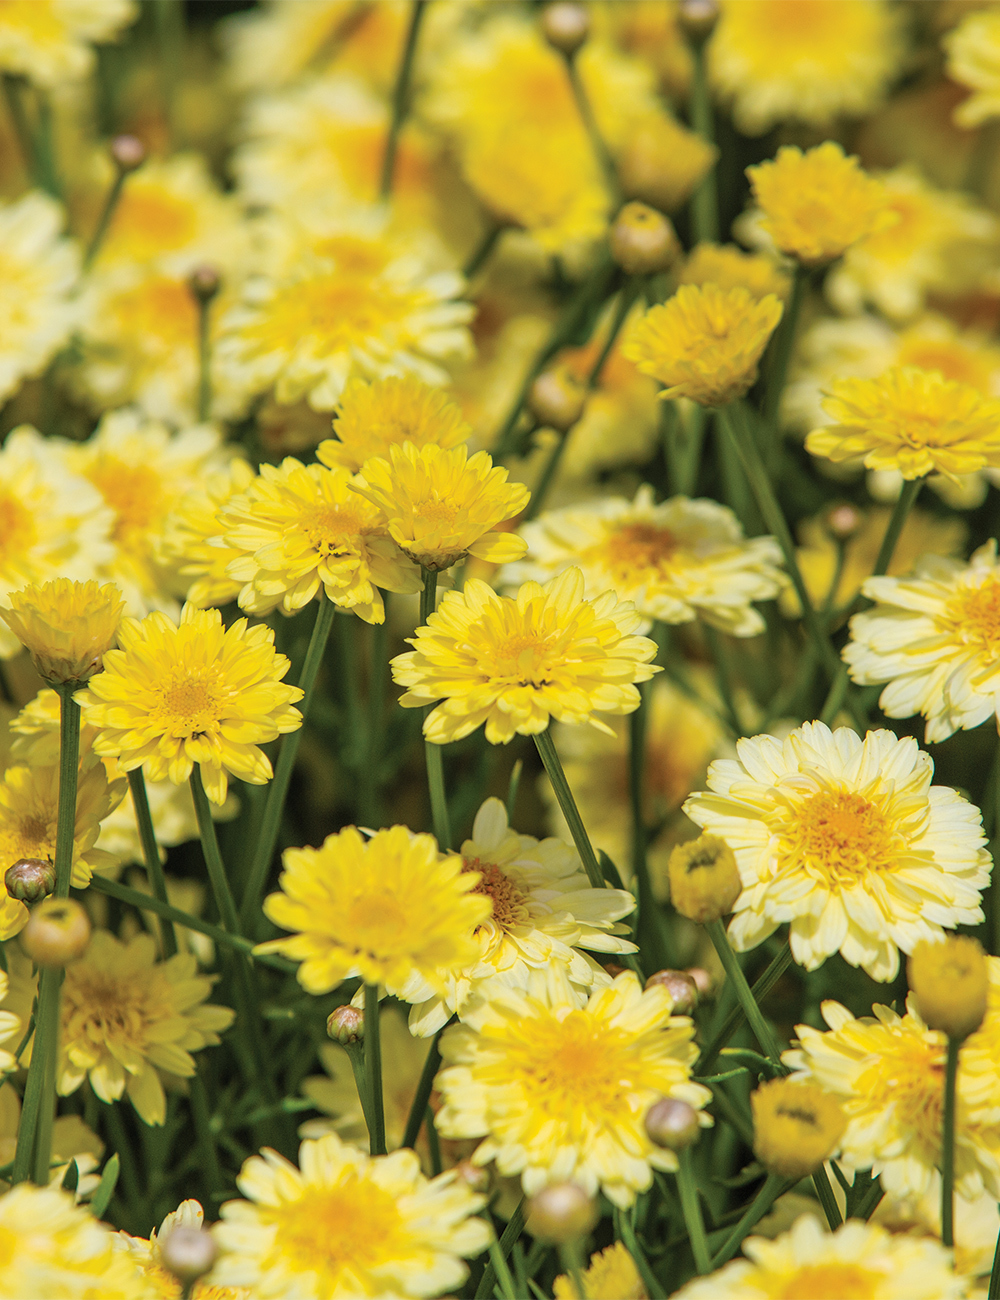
[[678, 242, 790, 301], [0, 1182, 148, 1299], [962, 956, 1000, 1136], [844, 540, 1000, 744], [751, 1078, 846, 1180], [219, 457, 421, 623], [158, 459, 257, 610], [672, 1213, 967, 1300], [0, 192, 80, 405], [0, 0, 136, 85], [435, 967, 711, 1208], [77, 602, 303, 806], [747, 143, 892, 266], [0, 427, 113, 659], [405, 798, 637, 1037], [257, 824, 490, 996], [0, 579, 123, 685], [319, 375, 471, 474], [785, 997, 1000, 1202], [622, 284, 782, 407], [946, 7, 1000, 128], [667, 833, 742, 925], [350, 442, 529, 571], [618, 112, 716, 215], [217, 219, 473, 410], [0, 1079, 103, 1198], [510, 487, 785, 636], [908, 935, 988, 1042], [708, 0, 905, 135], [553, 1242, 646, 1300], [684, 721, 991, 982], [118, 1199, 249, 1300], [806, 367, 1000, 481], [57, 930, 234, 1127], [391, 568, 661, 746], [211, 1133, 490, 1299]]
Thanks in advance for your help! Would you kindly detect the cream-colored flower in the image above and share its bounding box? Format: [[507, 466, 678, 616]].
[[684, 722, 991, 981], [118, 1199, 249, 1300], [0, 0, 136, 86]]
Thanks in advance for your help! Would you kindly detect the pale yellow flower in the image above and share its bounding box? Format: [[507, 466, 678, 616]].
[[118, 1199, 249, 1300], [391, 568, 661, 746], [159, 458, 257, 610], [319, 375, 471, 474], [211, 1133, 491, 1300], [0, 0, 136, 86], [946, 7, 1000, 128], [553, 1242, 646, 1300], [435, 967, 711, 1208], [678, 242, 790, 301], [684, 722, 991, 982]]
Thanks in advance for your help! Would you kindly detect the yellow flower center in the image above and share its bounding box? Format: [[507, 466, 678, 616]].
[[896, 340, 990, 391], [111, 189, 199, 258], [264, 1176, 404, 1285], [415, 498, 459, 529], [64, 965, 174, 1052], [464, 859, 530, 931], [506, 1011, 635, 1116], [484, 631, 558, 685], [86, 459, 166, 545], [0, 812, 55, 866], [0, 490, 37, 567], [109, 277, 198, 350], [855, 1033, 944, 1136], [776, 1263, 879, 1300], [344, 892, 410, 954], [303, 502, 373, 557], [157, 672, 225, 737], [598, 522, 679, 582], [949, 577, 1000, 654], [244, 274, 416, 355], [782, 789, 899, 888]]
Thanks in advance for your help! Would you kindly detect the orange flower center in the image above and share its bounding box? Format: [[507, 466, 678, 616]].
[[108, 277, 199, 351], [110, 189, 199, 259], [781, 789, 899, 888], [777, 1263, 880, 1300], [241, 274, 417, 356], [464, 859, 529, 931], [485, 631, 557, 685], [502, 1011, 644, 1118], [949, 577, 1000, 655]]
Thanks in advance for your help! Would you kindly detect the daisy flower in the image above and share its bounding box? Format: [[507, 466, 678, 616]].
[[0, 0, 136, 86], [318, 375, 471, 474], [159, 458, 257, 610], [683, 721, 991, 982], [434, 966, 711, 1208], [0, 578, 123, 686], [553, 1243, 645, 1300]]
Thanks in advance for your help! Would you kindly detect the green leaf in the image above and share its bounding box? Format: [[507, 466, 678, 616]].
[[60, 1157, 79, 1193], [88, 1153, 119, 1219]]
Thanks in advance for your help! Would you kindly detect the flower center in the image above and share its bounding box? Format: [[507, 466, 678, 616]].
[[244, 275, 415, 354], [264, 1176, 403, 1286], [0, 812, 55, 866], [896, 340, 988, 390], [415, 498, 459, 529], [111, 189, 199, 258], [464, 858, 530, 932], [157, 673, 224, 737], [63, 966, 173, 1051], [343, 892, 410, 954], [303, 503, 373, 557], [777, 1263, 880, 1300], [86, 459, 166, 545], [781, 789, 899, 888], [948, 577, 1000, 655], [109, 277, 198, 350], [485, 632, 557, 685], [506, 1012, 635, 1117], [597, 522, 680, 583], [0, 490, 37, 567]]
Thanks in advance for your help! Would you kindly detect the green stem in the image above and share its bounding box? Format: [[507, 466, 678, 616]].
[[35, 91, 59, 199], [615, 1209, 666, 1300], [489, 1237, 519, 1300], [813, 1165, 842, 1229], [127, 769, 177, 958], [533, 728, 604, 890], [564, 54, 619, 198], [688, 39, 718, 243], [401, 1027, 445, 1151], [190, 767, 240, 935], [379, 0, 428, 197], [360, 616, 387, 828], [710, 1173, 792, 1267], [343, 1037, 376, 1141], [761, 265, 807, 432], [2, 75, 35, 183], [989, 1220, 1000, 1300], [475, 1199, 525, 1300], [942, 1034, 961, 1248], [154, 0, 184, 149], [420, 569, 452, 850], [53, 687, 80, 900], [364, 984, 386, 1156], [83, 169, 128, 272], [558, 1241, 588, 1300], [12, 965, 60, 1184], [705, 919, 784, 1069], [196, 292, 213, 423], [463, 223, 503, 279], [697, 940, 793, 1075], [240, 595, 336, 929], [677, 1146, 712, 1274]]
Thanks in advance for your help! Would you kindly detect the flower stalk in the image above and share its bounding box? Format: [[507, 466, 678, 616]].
[[364, 983, 387, 1156], [127, 767, 177, 958], [676, 1146, 712, 1274], [380, 0, 428, 197], [941, 1033, 961, 1248], [420, 568, 452, 850], [704, 919, 784, 1069], [533, 727, 605, 890]]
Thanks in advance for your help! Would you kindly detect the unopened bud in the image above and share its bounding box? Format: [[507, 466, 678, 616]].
[[603, 962, 627, 978], [644, 1097, 701, 1151], [610, 203, 680, 276], [686, 967, 712, 997], [667, 833, 742, 924], [452, 1160, 490, 1195], [527, 367, 587, 432], [678, 0, 720, 43], [20, 898, 91, 968], [189, 264, 221, 304], [908, 935, 989, 1041], [751, 1078, 846, 1181], [110, 134, 145, 172], [541, 2, 590, 56], [327, 1005, 364, 1045], [159, 1225, 218, 1285], [525, 1183, 598, 1244], [5, 858, 55, 904], [645, 969, 699, 1015], [826, 503, 863, 542]]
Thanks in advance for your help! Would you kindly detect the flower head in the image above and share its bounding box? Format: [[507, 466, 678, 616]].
[[117, 1199, 248, 1300], [351, 442, 529, 571], [747, 142, 892, 266], [0, 579, 123, 685], [159, 459, 257, 610], [667, 833, 742, 924], [435, 967, 711, 1208], [77, 603, 303, 806], [908, 935, 988, 1041], [844, 541, 1000, 743], [553, 1243, 645, 1300], [220, 457, 421, 623], [57, 930, 234, 1126], [0, 0, 136, 86], [622, 284, 782, 407], [618, 113, 716, 215], [509, 488, 784, 636], [678, 242, 790, 301], [391, 568, 661, 746], [683, 722, 991, 982], [751, 1077, 846, 1180], [946, 8, 1000, 128], [320, 375, 471, 475], [257, 824, 490, 997]]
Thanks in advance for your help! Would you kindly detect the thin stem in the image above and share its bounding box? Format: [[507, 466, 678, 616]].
[[360, 615, 388, 828], [344, 1038, 375, 1141], [475, 1199, 525, 1300], [420, 569, 452, 850], [615, 1209, 666, 1300], [463, 223, 503, 279], [53, 687, 80, 899], [401, 1027, 445, 1151], [688, 39, 718, 243], [34, 91, 59, 199], [989, 1218, 1000, 1300], [534, 728, 604, 890], [872, 477, 922, 580], [83, 169, 128, 272], [705, 919, 784, 1069], [761, 265, 807, 432], [196, 292, 214, 423], [127, 769, 177, 958], [379, 0, 428, 197], [240, 595, 337, 929], [697, 940, 793, 1075], [942, 1034, 961, 1248], [2, 75, 35, 182], [813, 1165, 842, 1230], [364, 984, 386, 1156], [489, 1237, 519, 1300], [677, 1146, 712, 1274], [190, 767, 240, 935], [710, 1173, 791, 1267], [558, 1241, 588, 1300], [564, 54, 618, 197], [154, 0, 184, 149], [12, 966, 60, 1184]]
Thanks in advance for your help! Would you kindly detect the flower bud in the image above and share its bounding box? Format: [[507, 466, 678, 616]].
[[159, 1225, 218, 1285], [645, 969, 699, 1015], [677, 0, 720, 43], [908, 936, 989, 1041], [452, 1159, 490, 1195], [327, 1005, 364, 1045], [541, 2, 590, 56], [20, 898, 91, 967], [5, 858, 55, 904], [644, 1097, 701, 1151], [826, 503, 863, 542], [0, 579, 124, 686], [110, 134, 145, 172], [667, 834, 742, 924], [686, 967, 712, 997], [527, 367, 587, 432], [751, 1078, 846, 1181], [189, 264, 221, 304], [610, 203, 680, 276], [525, 1183, 598, 1243], [603, 962, 627, 978]]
